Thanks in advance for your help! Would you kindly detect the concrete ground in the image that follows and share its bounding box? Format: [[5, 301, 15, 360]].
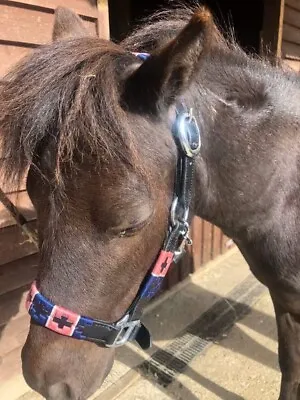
[[96, 249, 280, 400], [18, 249, 280, 400], [113, 292, 279, 400]]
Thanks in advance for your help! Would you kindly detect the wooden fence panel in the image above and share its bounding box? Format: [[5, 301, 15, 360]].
[[0, 158, 27, 193], [0, 45, 32, 77], [6, 0, 98, 18], [283, 23, 300, 45], [261, 0, 285, 57], [284, 58, 300, 71], [282, 40, 300, 59], [0, 0, 99, 229], [284, 4, 300, 26], [0, 191, 35, 229], [282, 3, 300, 60], [286, 0, 300, 12], [0, 222, 37, 266], [98, 0, 110, 39], [0, 4, 97, 45], [0, 1, 99, 79], [164, 216, 233, 291], [0, 254, 38, 297]]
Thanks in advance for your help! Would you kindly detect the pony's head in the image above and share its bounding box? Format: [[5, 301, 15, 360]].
[[0, 6, 217, 399]]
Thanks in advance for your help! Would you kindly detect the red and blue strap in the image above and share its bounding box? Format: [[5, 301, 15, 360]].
[[26, 250, 174, 346]]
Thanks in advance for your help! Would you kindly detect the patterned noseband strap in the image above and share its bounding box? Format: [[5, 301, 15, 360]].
[[26, 250, 174, 348]]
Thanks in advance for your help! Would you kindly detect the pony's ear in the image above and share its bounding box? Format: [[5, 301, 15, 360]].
[[52, 7, 90, 41], [122, 8, 213, 113]]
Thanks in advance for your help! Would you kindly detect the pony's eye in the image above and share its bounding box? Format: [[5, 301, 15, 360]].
[[118, 221, 148, 238]]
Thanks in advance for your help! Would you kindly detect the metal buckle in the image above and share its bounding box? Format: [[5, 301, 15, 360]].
[[106, 314, 141, 348], [173, 221, 193, 262], [170, 196, 189, 227], [170, 197, 193, 262], [172, 108, 201, 158]]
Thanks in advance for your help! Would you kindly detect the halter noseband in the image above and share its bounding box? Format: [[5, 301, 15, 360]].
[[26, 53, 201, 350]]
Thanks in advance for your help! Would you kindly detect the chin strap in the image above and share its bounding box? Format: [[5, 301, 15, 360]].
[[26, 52, 201, 350]]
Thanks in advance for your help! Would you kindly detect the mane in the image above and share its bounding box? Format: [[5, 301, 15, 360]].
[[0, 39, 139, 187], [122, 5, 228, 52], [0, 5, 235, 189]]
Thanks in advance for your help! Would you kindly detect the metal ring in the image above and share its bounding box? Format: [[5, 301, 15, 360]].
[[172, 111, 201, 158], [170, 197, 178, 227], [170, 197, 189, 227]]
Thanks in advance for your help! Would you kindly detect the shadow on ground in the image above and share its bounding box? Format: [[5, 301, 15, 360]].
[[113, 281, 278, 400]]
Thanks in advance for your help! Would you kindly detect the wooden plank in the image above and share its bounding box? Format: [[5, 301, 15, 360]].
[[202, 220, 213, 265], [165, 261, 180, 291], [283, 23, 300, 45], [0, 187, 38, 247], [282, 39, 300, 59], [261, 0, 285, 56], [222, 234, 235, 252], [0, 44, 32, 77], [0, 159, 28, 194], [284, 58, 300, 70], [0, 254, 38, 296], [178, 252, 193, 282], [0, 222, 37, 266], [6, 0, 98, 18], [284, 5, 300, 28], [0, 200, 14, 228], [0, 191, 36, 229], [0, 5, 97, 45], [286, 0, 300, 12], [9, 191, 36, 221], [191, 217, 203, 270], [212, 225, 222, 259], [0, 161, 27, 193], [97, 0, 110, 39]]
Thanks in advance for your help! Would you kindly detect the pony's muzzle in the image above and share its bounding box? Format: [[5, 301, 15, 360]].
[[21, 323, 115, 400]]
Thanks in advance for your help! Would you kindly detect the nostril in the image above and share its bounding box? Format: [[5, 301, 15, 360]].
[[47, 382, 75, 400]]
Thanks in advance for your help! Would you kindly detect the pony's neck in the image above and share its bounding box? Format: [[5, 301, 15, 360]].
[[188, 60, 299, 242], [185, 69, 256, 239]]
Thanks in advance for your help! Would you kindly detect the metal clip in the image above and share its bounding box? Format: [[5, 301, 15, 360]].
[[172, 109, 201, 158], [170, 196, 189, 227], [173, 221, 193, 262], [106, 315, 141, 348]]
